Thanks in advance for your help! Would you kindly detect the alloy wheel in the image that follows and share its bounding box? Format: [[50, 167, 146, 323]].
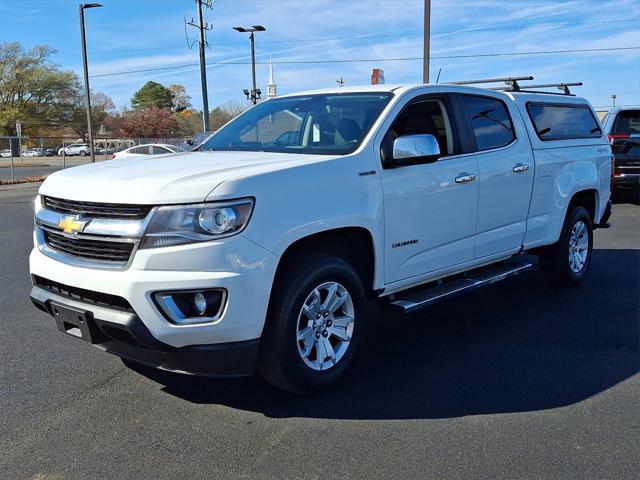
[[296, 281, 355, 371], [568, 220, 589, 273]]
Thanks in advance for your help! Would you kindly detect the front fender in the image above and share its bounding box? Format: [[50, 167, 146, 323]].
[[207, 153, 386, 289]]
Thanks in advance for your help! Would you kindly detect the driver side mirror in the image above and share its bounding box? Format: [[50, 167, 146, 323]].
[[391, 134, 440, 166], [186, 139, 194, 146]]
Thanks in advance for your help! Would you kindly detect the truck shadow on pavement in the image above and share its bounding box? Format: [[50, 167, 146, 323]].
[[130, 249, 639, 420]]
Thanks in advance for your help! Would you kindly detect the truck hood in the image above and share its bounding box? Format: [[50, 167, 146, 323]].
[[39, 151, 331, 204]]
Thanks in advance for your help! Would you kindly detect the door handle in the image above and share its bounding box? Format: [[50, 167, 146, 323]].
[[513, 163, 529, 173], [455, 173, 477, 184]]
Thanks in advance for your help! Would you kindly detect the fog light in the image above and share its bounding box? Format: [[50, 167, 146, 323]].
[[153, 289, 227, 325], [193, 292, 207, 316]]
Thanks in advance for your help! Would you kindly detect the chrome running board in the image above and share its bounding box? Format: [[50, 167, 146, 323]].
[[389, 261, 533, 314]]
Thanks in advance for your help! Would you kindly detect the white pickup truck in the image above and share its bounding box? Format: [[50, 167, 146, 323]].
[[30, 80, 613, 393]]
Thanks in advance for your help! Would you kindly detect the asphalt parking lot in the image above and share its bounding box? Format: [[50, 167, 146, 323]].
[[0, 184, 638, 480], [0, 157, 110, 181]]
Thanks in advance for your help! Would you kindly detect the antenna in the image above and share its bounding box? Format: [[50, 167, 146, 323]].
[[336, 77, 345, 87]]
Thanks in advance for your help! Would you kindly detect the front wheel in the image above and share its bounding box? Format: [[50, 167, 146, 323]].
[[257, 254, 366, 394], [538, 206, 593, 286]]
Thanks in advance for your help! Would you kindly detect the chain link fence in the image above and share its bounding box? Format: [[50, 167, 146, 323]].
[[0, 136, 189, 183]]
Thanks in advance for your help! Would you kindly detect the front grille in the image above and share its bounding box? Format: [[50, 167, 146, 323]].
[[32, 275, 134, 312], [44, 230, 134, 264], [43, 196, 152, 220]]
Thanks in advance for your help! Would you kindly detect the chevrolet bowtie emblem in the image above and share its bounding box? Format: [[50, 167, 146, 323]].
[[57, 215, 89, 234]]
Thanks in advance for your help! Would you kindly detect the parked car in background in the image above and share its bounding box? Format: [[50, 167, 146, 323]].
[[603, 107, 640, 188], [22, 148, 46, 157], [112, 144, 184, 159], [58, 144, 91, 156], [180, 131, 214, 151], [0, 149, 11, 158]]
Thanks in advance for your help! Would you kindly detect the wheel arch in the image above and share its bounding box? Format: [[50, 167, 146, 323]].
[[566, 188, 598, 225], [272, 226, 378, 296]]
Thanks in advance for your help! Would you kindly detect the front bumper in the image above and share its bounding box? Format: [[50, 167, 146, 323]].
[[30, 286, 259, 376], [29, 233, 278, 350]]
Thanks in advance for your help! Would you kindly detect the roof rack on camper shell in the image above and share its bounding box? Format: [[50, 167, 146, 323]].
[[447, 76, 583, 95], [507, 82, 583, 95]]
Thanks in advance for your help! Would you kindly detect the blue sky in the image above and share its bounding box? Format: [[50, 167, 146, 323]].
[[1, 0, 638, 111]]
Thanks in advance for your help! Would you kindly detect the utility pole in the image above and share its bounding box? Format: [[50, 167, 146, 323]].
[[612, 94, 617, 107], [79, 3, 102, 163], [423, 0, 431, 84], [187, 0, 213, 131]]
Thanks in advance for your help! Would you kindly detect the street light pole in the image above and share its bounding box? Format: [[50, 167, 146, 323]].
[[250, 32, 257, 105], [79, 3, 102, 163], [233, 25, 266, 105], [423, 0, 431, 84]]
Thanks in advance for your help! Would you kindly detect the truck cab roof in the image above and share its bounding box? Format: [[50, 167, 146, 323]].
[[275, 83, 594, 108]]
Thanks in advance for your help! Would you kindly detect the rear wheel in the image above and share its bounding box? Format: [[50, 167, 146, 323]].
[[257, 254, 365, 394], [79, 150, 87, 157], [538, 206, 593, 286]]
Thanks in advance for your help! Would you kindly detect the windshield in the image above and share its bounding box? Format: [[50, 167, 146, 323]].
[[199, 92, 393, 155]]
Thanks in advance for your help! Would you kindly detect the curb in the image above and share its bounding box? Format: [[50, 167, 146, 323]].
[[0, 182, 42, 191]]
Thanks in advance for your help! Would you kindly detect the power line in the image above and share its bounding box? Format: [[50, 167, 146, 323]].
[[248, 18, 640, 44], [89, 46, 640, 79], [53, 18, 640, 58]]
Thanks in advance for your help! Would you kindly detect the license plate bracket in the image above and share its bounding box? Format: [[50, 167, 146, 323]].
[[50, 302, 98, 343]]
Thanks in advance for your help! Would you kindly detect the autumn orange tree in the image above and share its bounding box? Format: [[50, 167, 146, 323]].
[[120, 107, 179, 138]]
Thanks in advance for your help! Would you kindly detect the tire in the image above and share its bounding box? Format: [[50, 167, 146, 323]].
[[79, 150, 87, 157], [257, 253, 366, 394], [538, 206, 593, 286]]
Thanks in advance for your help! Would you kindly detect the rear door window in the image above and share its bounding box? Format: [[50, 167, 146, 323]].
[[151, 146, 170, 154], [527, 103, 601, 140], [463, 95, 515, 151]]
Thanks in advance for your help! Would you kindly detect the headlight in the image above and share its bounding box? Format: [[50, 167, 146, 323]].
[[140, 198, 254, 249]]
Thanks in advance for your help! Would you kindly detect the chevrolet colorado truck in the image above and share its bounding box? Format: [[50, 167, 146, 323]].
[[29, 80, 613, 394]]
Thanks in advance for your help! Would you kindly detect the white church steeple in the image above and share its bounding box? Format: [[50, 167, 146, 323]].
[[267, 57, 277, 99]]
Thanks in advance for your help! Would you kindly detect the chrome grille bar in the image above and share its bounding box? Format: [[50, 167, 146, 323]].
[[43, 196, 153, 219]]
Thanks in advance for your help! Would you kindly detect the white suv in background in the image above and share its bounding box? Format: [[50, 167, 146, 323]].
[[30, 80, 612, 394], [58, 144, 91, 156]]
